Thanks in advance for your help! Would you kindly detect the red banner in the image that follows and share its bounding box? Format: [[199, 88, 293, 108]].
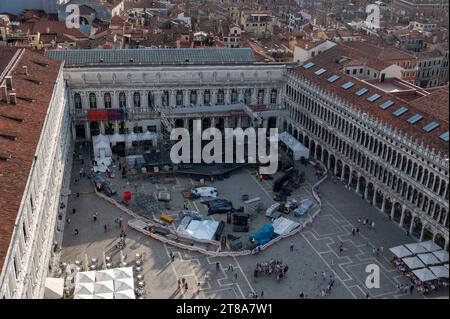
[[88, 109, 108, 121]]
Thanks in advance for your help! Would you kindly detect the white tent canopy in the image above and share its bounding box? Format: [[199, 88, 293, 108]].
[[417, 253, 441, 266], [114, 289, 135, 299], [109, 132, 126, 145], [405, 243, 428, 254], [95, 269, 115, 282], [277, 131, 309, 160], [429, 266, 449, 278], [419, 240, 442, 253], [113, 267, 133, 280], [114, 278, 134, 292], [74, 282, 95, 297], [389, 245, 413, 258], [432, 250, 449, 263], [94, 281, 114, 294], [75, 271, 96, 284], [73, 267, 135, 299], [44, 277, 64, 299], [413, 268, 438, 282], [92, 134, 112, 159], [272, 216, 301, 236], [402, 256, 426, 270]]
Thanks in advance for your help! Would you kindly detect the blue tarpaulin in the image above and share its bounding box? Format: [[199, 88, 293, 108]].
[[250, 224, 275, 245]]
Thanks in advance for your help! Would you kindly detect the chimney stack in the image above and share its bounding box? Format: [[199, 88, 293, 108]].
[[9, 92, 16, 105], [5, 76, 12, 90], [0, 85, 7, 103], [22, 65, 28, 76]]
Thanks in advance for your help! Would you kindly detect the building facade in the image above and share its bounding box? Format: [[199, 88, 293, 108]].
[[0, 48, 71, 298], [284, 66, 449, 251]]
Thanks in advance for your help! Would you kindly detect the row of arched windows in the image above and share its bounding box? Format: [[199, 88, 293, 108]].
[[73, 88, 279, 110], [285, 81, 448, 201]]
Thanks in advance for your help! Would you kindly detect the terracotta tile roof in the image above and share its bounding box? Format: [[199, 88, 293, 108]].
[[345, 41, 416, 61], [294, 48, 449, 156], [0, 48, 63, 271]]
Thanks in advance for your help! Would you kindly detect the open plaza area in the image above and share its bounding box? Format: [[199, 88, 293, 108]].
[[56, 142, 449, 299]]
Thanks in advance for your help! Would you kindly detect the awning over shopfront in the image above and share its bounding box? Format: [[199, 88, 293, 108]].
[[389, 245, 413, 258]]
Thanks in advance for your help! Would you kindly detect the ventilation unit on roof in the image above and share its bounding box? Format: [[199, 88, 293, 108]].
[[32, 61, 49, 67], [9, 93, 16, 105], [25, 78, 42, 85], [0, 133, 17, 141], [22, 66, 28, 76], [0, 86, 7, 103], [0, 154, 11, 161], [5, 76, 13, 90]]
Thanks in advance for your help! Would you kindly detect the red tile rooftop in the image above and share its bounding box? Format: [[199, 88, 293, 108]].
[[0, 48, 63, 271], [294, 48, 449, 156]]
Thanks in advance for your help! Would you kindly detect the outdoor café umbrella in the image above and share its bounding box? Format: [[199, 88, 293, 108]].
[[94, 281, 114, 294], [417, 253, 441, 266], [389, 245, 413, 258], [95, 269, 115, 282], [432, 250, 449, 263], [412, 268, 438, 282], [75, 271, 96, 284], [402, 256, 426, 270], [405, 243, 428, 254], [114, 289, 135, 299], [93, 292, 114, 299], [429, 266, 449, 278], [114, 278, 134, 292], [113, 267, 133, 280], [419, 240, 441, 253], [74, 282, 94, 298]]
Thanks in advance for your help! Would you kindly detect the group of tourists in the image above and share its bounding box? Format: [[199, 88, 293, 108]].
[[254, 259, 289, 282]]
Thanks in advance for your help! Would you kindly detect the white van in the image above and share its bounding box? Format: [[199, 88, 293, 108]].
[[191, 187, 218, 198]]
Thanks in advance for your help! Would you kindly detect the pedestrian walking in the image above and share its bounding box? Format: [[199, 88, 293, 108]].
[[254, 269, 258, 282], [379, 246, 384, 255], [299, 292, 304, 299], [376, 248, 380, 257], [339, 246, 344, 255], [234, 272, 238, 282], [72, 208, 76, 214], [372, 247, 376, 256], [73, 228, 79, 235], [409, 284, 414, 294], [197, 282, 201, 294], [66, 218, 71, 224], [356, 227, 360, 234], [104, 224, 107, 233], [93, 212, 98, 222], [184, 282, 188, 291], [322, 271, 326, 280], [313, 271, 317, 279], [321, 289, 326, 297], [216, 262, 220, 271], [371, 221, 375, 230], [352, 228, 356, 236], [177, 278, 181, 290], [290, 241, 294, 252], [358, 217, 361, 224], [260, 290, 264, 299], [169, 250, 175, 262]]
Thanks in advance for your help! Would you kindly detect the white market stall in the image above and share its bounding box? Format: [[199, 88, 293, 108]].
[[176, 217, 219, 241], [73, 267, 135, 299], [412, 268, 438, 282], [432, 250, 449, 263], [272, 216, 301, 236], [389, 245, 413, 258], [402, 256, 426, 270], [419, 240, 442, 253], [417, 253, 441, 266], [44, 277, 65, 299], [405, 243, 428, 255], [271, 131, 309, 160], [92, 134, 113, 172], [429, 266, 449, 278]]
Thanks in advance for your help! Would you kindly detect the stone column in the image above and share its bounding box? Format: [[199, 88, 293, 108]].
[[224, 117, 230, 128], [333, 164, 338, 176], [409, 216, 415, 234], [198, 90, 204, 106], [142, 91, 149, 109], [127, 91, 133, 109], [169, 90, 176, 107], [85, 122, 91, 140], [114, 121, 119, 134], [98, 92, 104, 109], [390, 204, 395, 220], [419, 224, 426, 241], [211, 89, 218, 106], [444, 239, 449, 252], [237, 116, 242, 128], [225, 88, 231, 105], [356, 176, 361, 194], [112, 91, 119, 109], [100, 121, 105, 135], [238, 88, 244, 103], [399, 206, 406, 227], [183, 90, 189, 107], [251, 88, 257, 105], [210, 117, 216, 128], [264, 89, 270, 105], [381, 196, 386, 213], [372, 187, 377, 204]]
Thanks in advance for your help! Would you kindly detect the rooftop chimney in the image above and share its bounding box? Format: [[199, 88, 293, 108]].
[[22, 65, 28, 76], [0, 85, 7, 103], [5, 76, 12, 90], [9, 92, 16, 105]]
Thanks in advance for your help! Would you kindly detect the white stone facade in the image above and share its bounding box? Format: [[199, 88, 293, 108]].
[[0, 65, 71, 298]]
